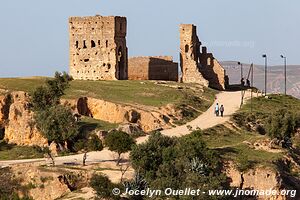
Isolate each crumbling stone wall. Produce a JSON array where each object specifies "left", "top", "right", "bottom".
[
  {"left": 69, "top": 15, "right": 128, "bottom": 80},
  {"left": 199, "top": 47, "right": 226, "bottom": 90},
  {"left": 179, "top": 24, "right": 227, "bottom": 90},
  {"left": 179, "top": 24, "right": 208, "bottom": 86},
  {"left": 128, "top": 56, "right": 178, "bottom": 81}
]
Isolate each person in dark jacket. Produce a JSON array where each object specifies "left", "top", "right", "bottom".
[{"left": 220, "top": 105, "right": 224, "bottom": 117}]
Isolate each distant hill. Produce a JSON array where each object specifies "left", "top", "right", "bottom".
[{"left": 221, "top": 61, "right": 300, "bottom": 99}]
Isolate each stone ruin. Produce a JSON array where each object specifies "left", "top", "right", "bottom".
[
  {"left": 68, "top": 15, "right": 228, "bottom": 90},
  {"left": 180, "top": 24, "right": 228, "bottom": 90},
  {"left": 69, "top": 15, "right": 128, "bottom": 80},
  {"left": 128, "top": 56, "right": 178, "bottom": 81}
]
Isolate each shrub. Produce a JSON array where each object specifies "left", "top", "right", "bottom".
[
  {"left": 87, "top": 134, "right": 103, "bottom": 151},
  {"left": 73, "top": 139, "right": 86, "bottom": 152},
  {"left": 130, "top": 131, "right": 228, "bottom": 199},
  {"left": 105, "top": 130, "right": 135, "bottom": 165},
  {"left": 35, "top": 105, "right": 79, "bottom": 147},
  {"left": 90, "top": 174, "right": 120, "bottom": 200},
  {"left": 265, "top": 109, "right": 297, "bottom": 140}
]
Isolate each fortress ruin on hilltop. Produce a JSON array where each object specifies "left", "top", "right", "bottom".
[
  {"left": 69, "top": 15, "right": 228, "bottom": 90},
  {"left": 69, "top": 15, "right": 128, "bottom": 80},
  {"left": 180, "top": 24, "right": 227, "bottom": 90}
]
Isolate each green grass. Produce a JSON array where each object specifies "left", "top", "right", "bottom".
[
  {"left": 0, "top": 77, "right": 217, "bottom": 108},
  {"left": 201, "top": 125, "right": 284, "bottom": 171},
  {"left": 202, "top": 124, "right": 261, "bottom": 148},
  {"left": 220, "top": 144, "right": 283, "bottom": 171},
  {"left": 0, "top": 140, "right": 44, "bottom": 160},
  {"left": 0, "top": 77, "right": 46, "bottom": 94},
  {"left": 79, "top": 116, "right": 118, "bottom": 131},
  {"left": 232, "top": 94, "right": 300, "bottom": 132},
  {"left": 236, "top": 94, "right": 300, "bottom": 117}
]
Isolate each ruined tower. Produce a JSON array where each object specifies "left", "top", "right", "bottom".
[
  {"left": 179, "top": 24, "right": 209, "bottom": 86},
  {"left": 69, "top": 15, "right": 128, "bottom": 80},
  {"left": 180, "top": 24, "right": 227, "bottom": 90}
]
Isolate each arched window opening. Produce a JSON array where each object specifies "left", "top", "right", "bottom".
[
  {"left": 91, "top": 40, "right": 96, "bottom": 48},
  {"left": 185, "top": 44, "right": 189, "bottom": 53},
  {"left": 207, "top": 57, "right": 212, "bottom": 66},
  {"left": 83, "top": 40, "right": 87, "bottom": 49}
]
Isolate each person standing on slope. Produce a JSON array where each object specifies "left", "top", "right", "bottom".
[
  {"left": 215, "top": 103, "right": 219, "bottom": 116},
  {"left": 220, "top": 105, "right": 224, "bottom": 117}
]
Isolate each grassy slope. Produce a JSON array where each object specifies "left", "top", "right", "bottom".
[
  {"left": 201, "top": 94, "right": 300, "bottom": 172},
  {"left": 0, "top": 77, "right": 216, "bottom": 108},
  {"left": 202, "top": 124, "right": 283, "bottom": 171},
  {"left": 0, "top": 141, "right": 44, "bottom": 160},
  {"left": 234, "top": 94, "right": 300, "bottom": 120}
]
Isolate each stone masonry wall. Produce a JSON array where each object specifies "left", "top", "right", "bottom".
[
  {"left": 179, "top": 24, "right": 209, "bottom": 86},
  {"left": 199, "top": 47, "right": 226, "bottom": 90},
  {"left": 69, "top": 15, "right": 128, "bottom": 80},
  {"left": 179, "top": 24, "right": 227, "bottom": 90},
  {"left": 128, "top": 56, "right": 178, "bottom": 81}
]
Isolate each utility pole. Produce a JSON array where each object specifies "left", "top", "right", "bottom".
[
  {"left": 250, "top": 63, "right": 254, "bottom": 113},
  {"left": 238, "top": 62, "right": 243, "bottom": 83},
  {"left": 280, "top": 55, "right": 287, "bottom": 95},
  {"left": 262, "top": 54, "right": 267, "bottom": 96},
  {"left": 238, "top": 62, "right": 244, "bottom": 107}
]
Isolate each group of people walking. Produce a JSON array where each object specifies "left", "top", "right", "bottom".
[{"left": 215, "top": 103, "right": 224, "bottom": 117}]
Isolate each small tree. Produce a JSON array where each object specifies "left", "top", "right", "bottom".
[
  {"left": 42, "top": 147, "right": 55, "bottom": 166},
  {"left": 35, "top": 105, "right": 79, "bottom": 150},
  {"left": 31, "top": 71, "right": 72, "bottom": 111},
  {"left": 31, "top": 72, "right": 78, "bottom": 151},
  {"left": 83, "top": 135, "right": 104, "bottom": 166},
  {"left": 87, "top": 134, "right": 103, "bottom": 151},
  {"left": 105, "top": 130, "right": 135, "bottom": 165}
]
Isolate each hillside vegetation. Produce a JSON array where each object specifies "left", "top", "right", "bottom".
[
  {"left": 0, "top": 77, "right": 216, "bottom": 108},
  {"left": 208, "top": 94, "right": 300, "bottom": 171}
]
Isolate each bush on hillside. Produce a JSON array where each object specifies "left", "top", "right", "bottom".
[
  {"left": 105, "top": 130, "right": 135, "bottom": 165},
  {"left": 35, "top": 105, "right": 79, "bottom": 148},
  {"left": 130, "top": 131, "right": 228, "bottom": 199},
  {"left": 265, "top": 109, "right": 297, "bottom": 140},
  {"left": 90, "top": 174, "right": 121, "bottom": 200}
]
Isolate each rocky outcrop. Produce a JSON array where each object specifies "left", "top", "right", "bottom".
[
  {"left": 117, "top": 123, "right": 144, "bottom": 135},
  {"left": 65, "top": 97, "right": 177, "bottom": 132},
  {"left": 0, "top": 93, "right": 11, "bottom": 125},
  {"left": 225, "top": 162, "right": 288, "bottom": 200},
  {"left": 3, "top": 91, "right": 47, "bottom": 146}
]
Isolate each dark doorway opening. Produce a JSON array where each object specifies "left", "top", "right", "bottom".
[{"left": 117, "top": 47, "right": 125, "bottom": 80}]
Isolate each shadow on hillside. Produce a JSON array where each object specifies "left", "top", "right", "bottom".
[
  {"left": 78, "top": 121, "right": 99, "bottom": 134},
  {"left": 0, "top": 140, "right": 14, "bottom": 151}
]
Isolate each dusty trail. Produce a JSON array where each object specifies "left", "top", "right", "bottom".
[
  {"left": 136, "top": 90, "right": 250, "bottom": 143},
  {"left": 0, "top": 90, "right": 250, "bottom": 166}
]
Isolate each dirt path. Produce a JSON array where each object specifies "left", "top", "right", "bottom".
[
  {"left": 136, "top": 90, "right": 250, "bottom": 143},
  {"left": 0, "top": 90, "right": 250, "bottom": 167}
]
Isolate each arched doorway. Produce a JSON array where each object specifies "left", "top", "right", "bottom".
[{"left": 117, "top": 46, "right": 125, "bottom": 80}]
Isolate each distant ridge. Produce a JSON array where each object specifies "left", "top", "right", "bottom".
[{"left": 220, "top": 61, "right": 300, "bottom": 99}]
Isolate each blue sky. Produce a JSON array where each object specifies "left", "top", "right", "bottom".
[{"left": 0, "top": 0, "right": 299, "bottom": 77}]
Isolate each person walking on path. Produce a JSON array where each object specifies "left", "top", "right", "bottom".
[
  {"left": 220, "top": 105, "right": 224, "bottom": 117},
  {"left": 215, "top": 103, "right": 219, "bottom": 116}
]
